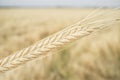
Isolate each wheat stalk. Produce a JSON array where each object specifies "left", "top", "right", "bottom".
[{"left": 0, "top": 10, "right": 119, "bottom": 73}]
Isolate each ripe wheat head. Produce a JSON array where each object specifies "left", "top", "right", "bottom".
[{"left": 0, "top": 10, "right": 119, "bottom": 73}]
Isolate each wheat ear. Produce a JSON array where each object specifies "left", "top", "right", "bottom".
[{"left": 0, "top": 14, "right": 119, "bottom": 73}]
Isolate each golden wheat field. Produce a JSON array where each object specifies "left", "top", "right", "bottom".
[{"left": 0, "top": 8, "right": 120, "bottom": 80}]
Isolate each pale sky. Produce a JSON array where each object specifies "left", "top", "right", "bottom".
[{"left": 0, "top": 0, "right": 120, "bottom": 7}]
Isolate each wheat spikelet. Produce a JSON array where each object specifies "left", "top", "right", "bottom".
[{"left": 0, "top": 10, "right": 119, "bottom": 73}]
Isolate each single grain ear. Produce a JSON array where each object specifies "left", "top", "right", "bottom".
[{"left": 0, "top": 8, "right": 119, "bottom": 74}]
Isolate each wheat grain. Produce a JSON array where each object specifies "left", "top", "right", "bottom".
[{"left": 0, "top": 11, "right": 119, "bottom": 73}]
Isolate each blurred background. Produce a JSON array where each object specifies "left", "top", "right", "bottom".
[
  {"left": 0, "top": 0, "right": 120, "bottom": 80},
  {"left": 0, "top": 0, "right": 120, "bottom": 8}
]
